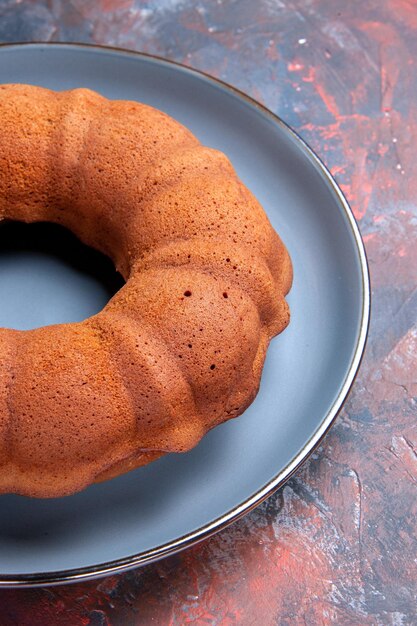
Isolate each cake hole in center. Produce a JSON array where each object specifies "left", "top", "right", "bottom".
[{"left": 0, "top": 221, "right": 125, "bottom": 331}]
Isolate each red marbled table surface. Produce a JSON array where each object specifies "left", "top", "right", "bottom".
[{"left": 0, "top": 1, "right": 416, "bottom": 624}]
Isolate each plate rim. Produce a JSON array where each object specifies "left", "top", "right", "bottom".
[{"left": 0, "top": 41, "right": 371, "bottom": 587}]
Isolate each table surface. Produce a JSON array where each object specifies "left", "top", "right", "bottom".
[{"left": 0, "top": 1, "right": 416, "bottom": 624}]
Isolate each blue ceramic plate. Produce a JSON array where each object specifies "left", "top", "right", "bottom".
[{"left": 0, "top": 43, "right": 369, "bottom": 586}]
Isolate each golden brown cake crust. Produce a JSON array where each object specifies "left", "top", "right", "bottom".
[{"left": 0, "top": 84, "right": 292, "bottom": 498}]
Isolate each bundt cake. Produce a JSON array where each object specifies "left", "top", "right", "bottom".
[{"left": 0, "top": 84, "right": 292, "bottom": 498}]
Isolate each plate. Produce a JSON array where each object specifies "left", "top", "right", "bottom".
[{"left": 0, "top": 43, "right": 369, "bottom": 586}]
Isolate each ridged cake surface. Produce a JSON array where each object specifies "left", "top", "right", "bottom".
[{"left": 0, "top": 84, "right": 292, "bottom": 497}]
